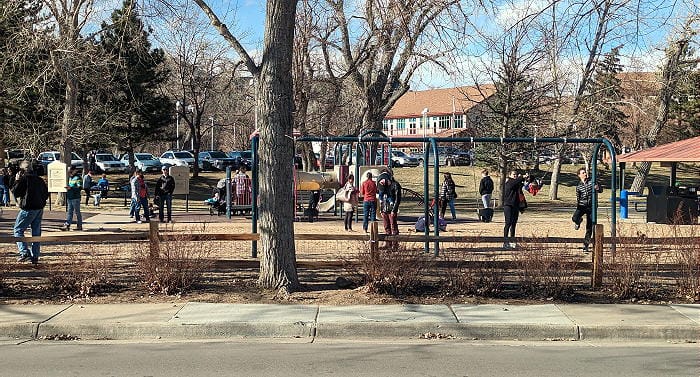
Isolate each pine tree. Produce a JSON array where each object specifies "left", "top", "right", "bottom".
[
  {"left": 583, "top": 46, "right": 627, "bottom": 152},
  {"left": 98, "top": 0, "right": 172, "bottom": 164}
]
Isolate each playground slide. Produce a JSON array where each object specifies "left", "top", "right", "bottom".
[{"left": 317, "top": 195, "right": 336, "bottom": 212}]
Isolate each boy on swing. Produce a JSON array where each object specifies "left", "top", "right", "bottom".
[{"left": 572, "top": 167, "right": 602, "bottom": 252}]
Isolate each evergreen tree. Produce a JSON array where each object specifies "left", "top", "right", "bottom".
[
  {"left": 98, "top": 0, "right": 172, "bottom": 164},
  {"left": 582, "top": 46, "right": 627, "bottom": 151}
]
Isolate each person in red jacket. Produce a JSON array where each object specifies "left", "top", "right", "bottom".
[{"left": 359, "top": 171, "right": 377, "bottom": 233}]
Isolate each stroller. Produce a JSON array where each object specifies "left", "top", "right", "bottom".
[
  {"left": 303, "top": 190, "right": 321, "bottom": 222},
  {"left": 415, "top": 198, "right": 447, "bottom": 232},
  {"left": 205, "top": 184, "right": 227, "bottom": 216}
]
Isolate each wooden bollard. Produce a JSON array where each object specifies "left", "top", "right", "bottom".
[
  {"left": 592, "top": 223, "right": 604, "bottom": 288},
  {"left": 149, "top": 220, "right": 160, "bottom": 258},
  {"left": 370, "top": 221, "right": 379, "bottom": 256}
]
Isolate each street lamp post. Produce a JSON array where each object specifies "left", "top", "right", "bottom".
[
  {"left": 175, "top": 101, "right": 181, "bottom": 150},
  {"left": 421, "top": 108, "right": 429, "bottom": 153},
  {"left": 209, "top": 117, "right": 215, "bottom": 150}
]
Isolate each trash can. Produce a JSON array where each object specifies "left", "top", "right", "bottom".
[{"left": 646, "top": 186, "right": 699, "bottom": 224}]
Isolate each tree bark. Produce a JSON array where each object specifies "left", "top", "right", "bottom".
[{"left": 256, "top": 0, "right": 300, "bottom": 292}]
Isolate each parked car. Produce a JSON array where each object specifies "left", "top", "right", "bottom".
[
  {"left": 3, "top": 150, "right": 44, "bottom": 175},
  {"left": 36, "top": 151, "right": 83, "bottom": 172},
  {"left": 198, "top": 150, "right": 240, "bottom": 171},
  {"left": 94, "top": 153, "right": 127, "bottom": 173},
  {"left": 419, "top": 147, "right": 472, "bottom": 166},
  {"left": 120, "top": 153, "right": 162, "bottom": 173},
  {"left": 390, "top": 150, "right": 420, "bottom": 168},
  {"left": 227, "top": 150, "right": 253, "bottom": 170},
  {"left": 160, "top": 150, "right": 195, "bottom": 169}
]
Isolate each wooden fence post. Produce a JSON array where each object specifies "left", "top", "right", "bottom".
[
  {"left": 370, "top": 221, "right": 379, "bottom": 256},
  {"left": 592, "top": 223, "right": 604, "bottom": 288},
  {"left": 149, "top": 220, "right": 160, "bottom": 258}
]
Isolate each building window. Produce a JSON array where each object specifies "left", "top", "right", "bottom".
[
  {"left": 409, "top": 120, "right": 417, "bottom": 135},
  {"left": 397, "top": 118, "right": 405, "bottom": 130},
  {"left": 454, "top": 114, "right": 463, "bottom": 129},
  {"left": 439, "top": 116, "right": 450, "bottom": 129},
  {"left": 382, "top": 119, "right": 390, "bottom": 132}
]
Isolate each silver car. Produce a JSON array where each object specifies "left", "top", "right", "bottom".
[{"left": 121, "top": 153, "right": 162, "bottom": 172}]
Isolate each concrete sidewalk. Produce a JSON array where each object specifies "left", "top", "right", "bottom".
[{"left": 0, "top": 303, "right": 697, "bottom": 342}]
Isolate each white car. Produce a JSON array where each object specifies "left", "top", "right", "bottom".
[
  {"left": 121, "top": 153, "right": 162, "bottom": 173},
  {"left": 37, "top": 151, "right": 84, "bottom": 170},
  {"left": 160, "top": 150, "right": 195, "bottom": 169},
  {"left": 95, "top": 153, "right": 128, "bottom": 173}
]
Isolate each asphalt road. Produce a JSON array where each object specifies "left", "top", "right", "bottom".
[{"left": 1, "top": 339, "right": 697, "bottom": 377}]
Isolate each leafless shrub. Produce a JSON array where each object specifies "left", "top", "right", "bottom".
[
  {"left": 46, "top": 246, "right": 116, "bottom": 299},
  {"left": 607, "top": 230, "right": 661, "bottom": 300},
  {"left": 513, "top": 238, "right": 579, "bottom": 298},
  {"left": 670, "top": 225, "right": 700, "bottom": 301},
  {"left": 438, "top": 247, "right": 505, "bottom": 297},
  {"left": 134, "top": 229, "right": 213, "bottom": 295},
  {"left": 356, "top": 241, "right": 431, "bottom": 295}
]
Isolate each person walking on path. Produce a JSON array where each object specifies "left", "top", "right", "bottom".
[
  {"left": 11, "top": 160, "right": 49, "bottom": 264},
  {"left": 128, "top": 170, "right": 139, "bottom": 218},
  {"left": 342, "top": 174, "right": 359, "bottom": 231},
  {"left": 60, "top": 167, "right": 83, "bottom": 231},
  {"left": 439, "top": 172, "right": 457, "bottom": 220},
  {"left": 380, "top": 174, "right": 402, "bottom": 237},
  {"left": 502, "top": 170, "right": 524, "bottom": 249},
  {"left": 155, "top": 166, "right": 175, "bottom": 223},
  {"left": 359, "top": 171, "right": 377, "bottom": 233},
  {"left": 479, "top": 169, "right": 494, "bottom": 209},
  {"left": 82, "top": 170, "right": 94, "bottom": 206},
  {"left": 133, "top": 170, "right": 150, "bottom": 224},
  {"left": 0, "top": 167, "right": 11, "bottom": 206},
  {"left": 93, "top": 174, "right": 109, "bottom": 207},
  {"left": 572, "top": 167, "right": 603, "bottom": 252}
]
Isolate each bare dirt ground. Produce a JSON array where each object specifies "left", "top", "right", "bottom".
[{"left": 1, "top": 197, "right": 696, "bottom": 306}]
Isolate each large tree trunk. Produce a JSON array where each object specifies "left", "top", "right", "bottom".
[
  {"left": 257, "top": 0, "right": 300, "bottom": 293},
  {"left": 630, "top": 35, "right": 690, "bottom": 193},
  {"left": 58, "top": 73, "right": 78, "bottom": 206}
]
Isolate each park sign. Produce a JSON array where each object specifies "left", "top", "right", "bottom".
[
  {"left": 169, "top": 165, "right": 190, "bottom": 195},
  {"left": 47, "top": 161, "right": 67, "bottom": 193}
]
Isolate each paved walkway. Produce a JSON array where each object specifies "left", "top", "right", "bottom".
[{"left": 0, "top": 303, "right": 697, "bottom": 342}]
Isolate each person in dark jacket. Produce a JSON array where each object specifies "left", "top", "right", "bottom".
[
  {"left": 1, "top": 167, "right": 11, "bottom": 206},
  {"left": 572, "top": 167, "right": 602, "bottom": 252},
  {"left": 11, "top": 160, "right": 49, "bottom": 264},
  {"left": 502, "top": 170, "right": 524, "bottom": 249},
  {"left": 479, "top": 169, "right": 494, "bottom": 208},
  {"left": 380, "top": 174, "right": 402, "bottom": 236},
  {"left": 154, "top": 165, "right": 176, "bottom": 223},
  {"left": 439, "top": 172, "right": 457, "bottom": 220},
  {"left": 83, "top": 170, "right": 94, "bottom": 206}
]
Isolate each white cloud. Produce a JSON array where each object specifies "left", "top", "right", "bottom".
[{"left": 494, "top": 0, "right": 551, "bottom": 29}]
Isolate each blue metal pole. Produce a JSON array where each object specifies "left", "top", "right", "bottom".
[
  {"left": 225, "top": 166, "right": 232, "bottom": 219},
  {"left": 431, "top": 138, "right": 440, "bottom": 256},
  {"left": 251, "top": 135, "right": 259, "bottom": 258},
  {"left": 423, "top": 143, "right": 429, "bottom": 253}
]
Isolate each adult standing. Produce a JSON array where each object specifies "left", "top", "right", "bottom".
[
  {"left": 0, "top": 167, "right": 11, "bottom": 206},
  {"left": 381, "top": 174, "right": 402, "bottom": 237},
  {"left": 439, "top": 172, "right": 457, "bottom": 220},
  {"left": 129, "top": 170, "right": 139, "bottom": 218},
  {"left": 134, "top": 170, "right": 150, "bottom": 224},
  {"left": 11, "top": 161, "right": 49, "bottom": 264},
  {"left": 342, "top": 174, "right": 359, "bottom": 231},
  {"left": 479, "top": 169, "right": 494, "bottom": 209},
  {"left": 60, "top": 167, "right": 83, "bottom": 231},
  {"left": 83, "top": 170, "right": 94, "bottom": 206},
  {"left": 155, "top": 165, "right": 175, "bottom": 223},
  {"left": 502, "top": 170, "right": 524, "bottom": 249},
  {"left": 572, "top": 167, "right": 603, "bottom": 252},
  {"left": 359, "top": 171, "right": 377, "bottom": 233}
]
